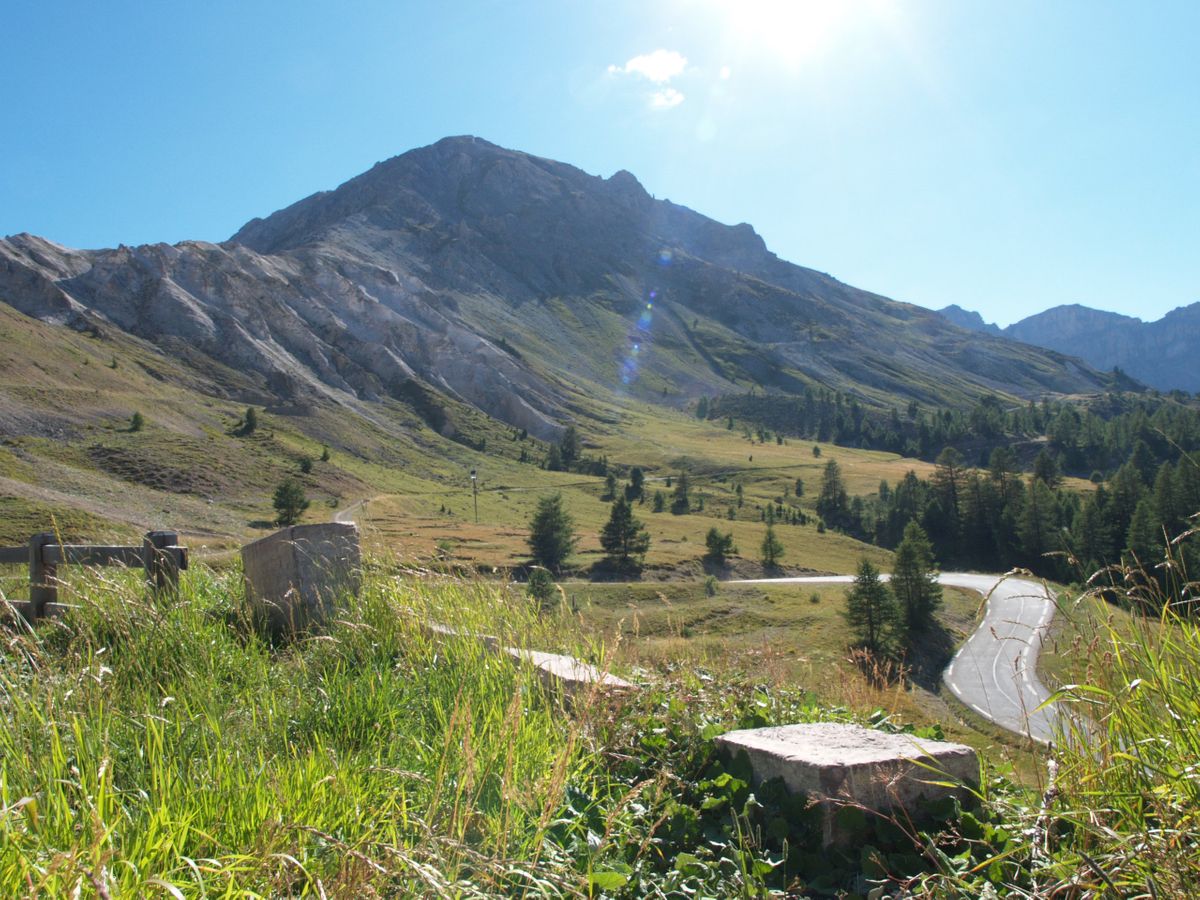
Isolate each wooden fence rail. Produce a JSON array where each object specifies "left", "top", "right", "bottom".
[{"left": 0, "top": 530, "right": 188, "bottom": 622}]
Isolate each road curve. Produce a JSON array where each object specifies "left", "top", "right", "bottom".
[{"left": 730, "top": 572, "right": 1062, "bottom": 743}]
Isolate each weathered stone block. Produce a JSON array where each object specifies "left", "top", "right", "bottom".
[
  {"left": 716, "top": 723, "right": 978, "bottom": 845},
  {"left": 242, "top": 523, "right": 361, "bottom": 635},
  {"left": 503, "top": 647, "right": 635, "bottom": 699},
  {"left": 419, "top": 621, "right": 501, "bottom": 653}
]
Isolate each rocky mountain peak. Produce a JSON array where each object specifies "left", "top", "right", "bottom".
[{"left": 0, "top": 137, "right": 1121, "bottom": 443}]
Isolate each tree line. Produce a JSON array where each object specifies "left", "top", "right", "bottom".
[
  {"left": 704, "top": 389, "right": 1200, "bottom": 478},
  {"left": 815, "top": 444, "right": 1200, "bottom": 587}
]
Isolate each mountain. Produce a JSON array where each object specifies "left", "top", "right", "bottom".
[
  {"left": 937, "top": 304, "right": 1001, "bottom": 336},
  {"left": 937, "top": 302, "right": 1200, "bottom": 393},
  {"left": 2, "top": 136, "right": 1115, "bottom": 449}
]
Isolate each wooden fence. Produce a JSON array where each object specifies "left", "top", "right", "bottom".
[{"left": 0, "top": 530, "right": 188, "bottom": 622}]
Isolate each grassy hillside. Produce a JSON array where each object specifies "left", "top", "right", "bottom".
[{"left": 1, "top": 302, "right": 944, "bottom": 578}]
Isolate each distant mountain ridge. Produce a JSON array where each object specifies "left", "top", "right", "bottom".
[
  {"left": 1, "top": 136, "right": 1116, "bottom": 443},
  {"left": 937, "top": 302, "right": 1200, "bottom": 392}
]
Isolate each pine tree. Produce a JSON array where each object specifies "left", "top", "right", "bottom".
[
  {"left": 526, "top": 567, "right": 558, "bottom": 613},
  {"left": 625, "top": 467, "right": 645, "bottom": 502},
  {"left": 928, "top": 447, "right": 965, "bottom": 559},
  {"left": 527, "top": 493, "right": 578, "bottom": 572},
  {"left": 600, "top": 497, "right": 650, "bottom": 570},
  {"left": 1018, "top": 478, "right": 1061, "bottom": 575},
  {"left": 816, "top": 459, "right": 849, "bottom": 530},
  {"left": 559, "top": 425, "right": 581, "bottom": 467},
  {"left": 1126, "top": 497, "right": 1163, "bottom": 565},
  {"left": 671, "top": 472, "right": 691, "bottom": 514},
  {"left": 891, "top": 521, "right": 942, "bottom": 633},
  {"left": 704, "top": 527, "right": 736, "bottom": 563},
  {"left": 844, "top": 559, "right": 896, "bottom": 654},
  {"left": 1032, "top": 448, "right": 1062, "bottom": 488},
  {"left": 760, "top": 522, "right": 784, "bottom": 567},
  {"left": 602, "top": 472, "right": 618, "bottom": 501},
  {"left": 273, "top": 478, "right": 309, "bottom": 526},
  {"left": 1071, "top": 491, "right": 1112, "bottom": 574},
  {"left": 241, "top": 407, "right": 258, "bottom": 436}
]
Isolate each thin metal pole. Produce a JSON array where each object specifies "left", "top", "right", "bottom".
[{"left": 471, "top": 469, "right": 479, "bottom": 523}]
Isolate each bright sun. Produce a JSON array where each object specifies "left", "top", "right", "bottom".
[{"left": 711, "top": 0, "right": 876, "bottom": 66}]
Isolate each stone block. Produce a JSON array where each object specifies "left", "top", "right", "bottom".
[
  {"left": 242, "top": 523, "right": 361, "bottom": 635},
  {"left": 503, "top": 647, "right": 635, "bottom": 699},
  {"left": 716, "top": 723, "right": 978, "bottom": 845}
]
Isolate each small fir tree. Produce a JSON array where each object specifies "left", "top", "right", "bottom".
[
  {"left": 526, "top": 567, "right": 558, "bottom": 613},
  {"left": 527, "top": 493, "right": 577, "bottom": 572},
  {"left": 891, "top": 520, "right": 942, "bottom": 633},
  {"left": 273, "top": 478, "right": 309, "bottom": 526},
  {"left": 671, "top": 472, "right": 691, "bottom": 514},
  {"left": 600, "top": 497, "right": 650, "bottom": 571},
  {"left": 626, "top": 467, "right": 645, "bottom": 502},
  {"left": 704, "top": 527, "right": 737, "bottom": 564},
  {"left": 559, "top": 425, "right": 581, "bottom": 467},
  {"left": 760, "top": 522, "right": 784, "bottom": 567},
  {"left": 844, "top": 559, "right": 896, "bottom": 654},
  {"left": 601, "top": 472, "right": 618, "bottom": 501}
]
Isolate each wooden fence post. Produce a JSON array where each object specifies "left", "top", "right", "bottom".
[
  {"left": 143, "top": 530, "right": 180, "bottom": 598},
  {"left": 28, "top": 532, "right": 56, "bottom": 621}
]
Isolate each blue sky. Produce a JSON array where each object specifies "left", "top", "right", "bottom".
[{"left": 2, "top": 0, "right": 1196, "bottom": 326}]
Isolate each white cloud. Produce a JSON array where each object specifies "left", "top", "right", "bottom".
[
  {"left": 609, "top": 49, "right": 687, "bottom": 84},
  {"left": 719, "top": 65, "right": 732, "bottom": 80},
  {"left": 649, "top": 87, "right": 685, "bottom": 109}
]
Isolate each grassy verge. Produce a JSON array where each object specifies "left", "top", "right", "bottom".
[
  {"left": 6, "top": 547, "right": 1191, "bottom": 895},
  {"left": 0, "top": 563, "right": 1021, "bottom": 897},
  {"left": 1035, "top": 556, "right": 1200, "bottom": 895}
]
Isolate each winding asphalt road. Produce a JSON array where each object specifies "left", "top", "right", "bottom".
[{"left": 732, "top": 572, "right": 1062, "bottom": 743}]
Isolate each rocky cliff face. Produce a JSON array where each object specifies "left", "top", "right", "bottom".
[
  {"left": 1, "top": 137, "right": 1116, "bottom": 436},
  {"left": 936, "top": 301, "right": 1200, "bottom": 393}
]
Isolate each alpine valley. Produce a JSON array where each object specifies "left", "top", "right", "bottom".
[{"left": 0, "top": 136, "right": 1152, "bottom": 549}]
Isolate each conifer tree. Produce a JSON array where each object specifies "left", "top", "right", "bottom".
[
  {"left": 600, "top": 497, "right": 650, "bottom": 570},
  {"left": 816, "top": 459, "right": 849, "bottom": 530},
  {"left": 760, "top": 522, "right": 784, "bottom": 567},
  {"left": 527, "top": 493, "right": 577, "bottom": 572},
  {"left": 625, "top": 467, "right": 645, "bottom": 502},
  {"left": 844, "top": 559, "right": 896, "bottom": 654},
  {"left": 671, "top": 472, "right": 691, "bottom": 514},
  {"left": 704, "top": 527, "right": 736, "bottom": 564},
  {"left": 891, "top": 521, "right": 942, "bottom": 633},
  {"left": 273, "top": 478, "right": 309, "bottom": 526},
  {"left": 559, "top": 425, "right": 581, "bottom": 467}
]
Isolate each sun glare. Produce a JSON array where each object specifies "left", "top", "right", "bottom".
[{"left": 711, "top": 0, "right": 882, "bottom": 66}]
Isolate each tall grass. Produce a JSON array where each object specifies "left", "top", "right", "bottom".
[
  {"left": 1035, "top": 527, "right": 1200, "bottom": 896},
  {"left": 0, "top": 565, "right": 627, "bottom": 896}
]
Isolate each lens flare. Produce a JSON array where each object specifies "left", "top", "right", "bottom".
[{"left": 616, "top": 276, "right": 661, "bottom": 389}]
